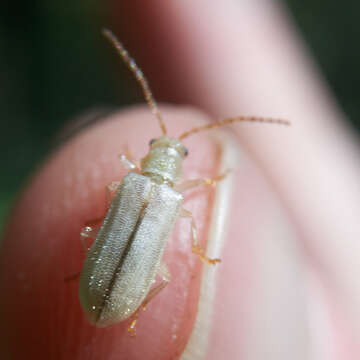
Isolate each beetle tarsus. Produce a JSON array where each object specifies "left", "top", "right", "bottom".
[
  {"left": 175, "top": 170, "right": 229, "bottom": 192},
  {"left": 192, "top": 245, "right": 221, "bottom": 265}
]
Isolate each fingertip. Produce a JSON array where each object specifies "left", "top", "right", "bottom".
[{"left": 0, "top": 105, "right": 224, "bottom": 359}]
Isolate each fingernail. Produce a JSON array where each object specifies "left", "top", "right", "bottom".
[
  {"left": 182, "top": 130, "right": 309, "bottom": 359},
  {"left": 181, "top": 130, "right": 240, "bottom": 359}
]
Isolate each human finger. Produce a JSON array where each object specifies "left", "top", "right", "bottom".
[
  {"left": 0, "top": 105, "right": 305, "bottom": 359},
  {"left": 112, "top": 1, "right": 360, "bottom": 353}
]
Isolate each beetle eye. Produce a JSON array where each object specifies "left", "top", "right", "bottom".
[
  {"left": 184, "top": 148, "right": 189, "bottom": 157},
  {"left": 149, "top": 138, "right": 156, "bottom": 146}
]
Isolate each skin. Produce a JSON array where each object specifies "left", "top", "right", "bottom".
[
  {"left": 0, "top": 107, "right": 224, "bottom": 359},
  {"left": 1, "top": 1, "right": 360, "bottom": 359}
]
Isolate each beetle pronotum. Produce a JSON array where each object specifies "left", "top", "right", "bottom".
[{"left": 78, "top": 29, "right": 290, "bottom": 335}]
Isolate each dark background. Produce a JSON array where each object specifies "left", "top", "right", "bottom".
[{"left": 0, "top": 1, "right": 359, "bottom": 231}]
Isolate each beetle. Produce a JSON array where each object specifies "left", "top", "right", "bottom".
[{"left": 78, "top": 29, "right": 289, "bottom": 334}]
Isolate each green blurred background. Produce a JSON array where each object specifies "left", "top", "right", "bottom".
[{"left": 0, "top": 1, "right": 359, "bottom": 232}]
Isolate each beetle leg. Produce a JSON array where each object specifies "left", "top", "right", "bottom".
[
  {"left": 106, "top": 181, "right": 121, "bottom": 207},
  {"left": 180, "top": 208, "right": 221, "bottom": 265},
  {"left": 80, "top": 222, "right": 101, "bottom": 252},
  {"left": 128, "top": 262, "right": 171, "bottom": 336},
  {"left": 119, "top": 153, "right": 139, "bottom": 171},
  {"left": 174, "top": 170, "right": 229, "bottom": 193},
  {"left": 65, "top": 220, "right": 102, "bottom": 282},
  {"left": 69, "top": 182, "right": 122, "bottom": 283},
  {"left": 119, "top": 145, "right": 141, "bottom": 171},
  {"left": 80, "top": 181, "right": 120, "bottom": 253},
  {"left": 144, "top": 262, "right": 171, "bottom": 308}
]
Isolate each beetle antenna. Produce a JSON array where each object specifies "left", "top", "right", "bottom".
[
  {"left": 102, "top": 29, "right": 167, "bottom": 135},
  {"left": 178, "top": 116, "right": 290, "bottom": 140}
]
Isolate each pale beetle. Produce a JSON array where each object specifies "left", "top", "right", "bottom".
[{"left": 78, "top": 29, "right": 289, "bottom": 335}]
